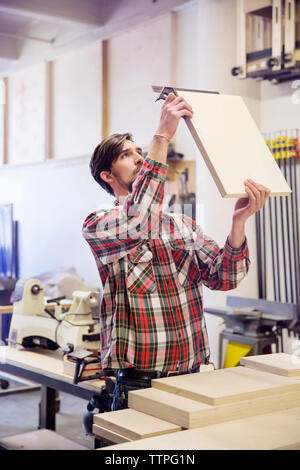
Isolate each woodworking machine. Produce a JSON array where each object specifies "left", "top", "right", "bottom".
[
  {"left": 205, "top": 295, "right": 300, "bottom": 368},
  {"left": 7, "top": 278, "right": 100, "bottom": 354}
]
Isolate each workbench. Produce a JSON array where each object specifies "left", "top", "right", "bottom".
[{"left": 0, "top": 346, "right": 105, "bottom": 443}]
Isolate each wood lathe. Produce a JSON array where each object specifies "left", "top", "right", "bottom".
[{"left": 7, "top": 278, "right": 101, "bottom": 356}]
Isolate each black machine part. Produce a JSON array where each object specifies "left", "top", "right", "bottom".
[
  {"left": 226, "top": 295, "right": 299, "bottom": 331},
  {"left": 83, "top": 382, "right": 115, "bottom": 436},
  {"left": 22, "top": 336, "right": 59, "bottom": 350},
  {"left": 66, "top": 349, "right": 104, "bottom": 385},
  {"left": 204, "top": 296, "right": 300, "bottom": 340}
]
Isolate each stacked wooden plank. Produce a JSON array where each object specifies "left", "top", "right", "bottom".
[
  {"left": 93, "top": 408, "right": 181, "bottom": 444},
  {"left": 240, "top": 352, "right": 300, "bottom": 377},
  {"left": 94, "top": 354, "right": 300, "bottom": 450}
]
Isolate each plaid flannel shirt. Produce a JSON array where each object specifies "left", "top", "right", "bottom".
[{"left": 82, "top": 155, "right": 250, "bottom": 372}]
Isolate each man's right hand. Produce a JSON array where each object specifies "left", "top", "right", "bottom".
[
  {"left": 156, "top": 93, "right": 194, "bottom": 141},
  {"left": 148, "top": 93, "right": 193, "bottom": 165}
]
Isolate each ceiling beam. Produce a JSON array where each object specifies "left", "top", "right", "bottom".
[
  {"left": 0, "top": 0, "right": 105, "bottom": 27},
  {"left": 93, "top": 0, "right": 192, "bottom": 39}
]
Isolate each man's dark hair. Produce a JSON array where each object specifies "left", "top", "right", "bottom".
[{"left": 90, "top": 133, "right": 134, "bottom": 196}]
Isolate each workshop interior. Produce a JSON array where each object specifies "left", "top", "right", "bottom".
[{"left": 0, "top": 0, "right": 300, "bottom": 452}]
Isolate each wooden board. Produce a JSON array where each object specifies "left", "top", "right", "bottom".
[
  {"left": 0, "top": 346, "right": 105, "bottom": 391},
  {"left": 272, "top": 0, "right": 283, "bottom": 69},
  {"left": 0, "top": 429, "right": 88, "bottom": 450},
  {"left": 98, "top": 406, "right": 300, "bottom": 450},
  {"left": 284, "top": 0, "right": 296, "bottom": 67},
  {"left": 172, "top": 88, "right": 291, "bottom": 198},
  {"left": 0, "top": 306, "right": 13, "bottom": 314},
  {"left": 92, "top": 424, "right": 132, "bottom": 444},
  {"left": 152, "top": 366, "right": 300, "bottom": 405},
  {"left": 94, "top": 408, "right": 181, "bottom": 440},
  {"left": 129, "top": 387, "right": 210, "bottom": 429},
  {"left": 128, "top": 386, "right": 300, "bottom": 429},
  {"left": 240, "top": 353, "right": 300, "bottom": 377}
]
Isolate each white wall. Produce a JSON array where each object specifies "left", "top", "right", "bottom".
[
  {"left": 8, "top": 62, "right": 46, "bottom": 165},
  {"left": 106, "top": 13, "right": 174, "bottom": 145},
  {"left": 52, "top": 42, "right": 102, "bottom": 159},
  {"left": 0, "top": 157, "right": 110, "bottom": 286},
  {"left": 260, "top": 80, "right": 300, "bottom": 132}
]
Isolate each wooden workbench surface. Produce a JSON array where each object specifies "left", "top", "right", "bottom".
[
  {"left": 0, "top": 305, "right": 13, "bottom": 314},
  {"left": 0, "top": 346, "right": 105, "bottom": 391}
]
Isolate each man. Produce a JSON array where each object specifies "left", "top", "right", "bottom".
[{"left": 83, "top": 93, "right": 270, "bottom": 385}]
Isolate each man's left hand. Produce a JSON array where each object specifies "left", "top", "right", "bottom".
[{"left": 233, "top": 179, "right": 271, "bottom": 223}]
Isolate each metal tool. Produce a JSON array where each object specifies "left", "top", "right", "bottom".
[
  {"left": 7, "top": 278, "right": 100, "bottom": 354},
  {"left": 205, "top": 295, "right": 300, "bottom": 368},
  {"left": 64, "top": 349, "right": 112, "bottom": 385},
  {"left": 153, "top": 85, "right": 219, "bottom": 102}
]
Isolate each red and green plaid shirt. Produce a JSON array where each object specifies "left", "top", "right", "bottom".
[{"left": 83, "top": 156, "right": 250, "bottom": 372}]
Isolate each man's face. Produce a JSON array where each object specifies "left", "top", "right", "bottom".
[{"left": 110, "top": 139, "right": 144, "bottom": 195}]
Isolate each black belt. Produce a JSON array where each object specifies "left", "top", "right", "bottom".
[{"left": 116, "top": 366, "right": 200, "bottom": 382}]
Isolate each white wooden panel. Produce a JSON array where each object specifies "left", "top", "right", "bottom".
[
  {"left": 152, "top": 366, "right": 300, "bottom": 405},
  {"left": 240, "top": 352, "right": 300, "bottom": 377},
  {"left": 264, "top": 17, "right": 272, "bottom": 49},
  {"left": 52, "top": 42, "right": 102, "bottom": 159},
  {"left": 94, "top": 408, "right": 181, "bottom": 440},
  {"left": 246, "top": 13, "right": 254, "bottom": 53},
  {"left": 272, "top": 0, "right": 283, "bottom": 69},
  {"left": 107, "top": 14, "right": 173, "bottom": 147},
  {"left": 8, "top": 63, "right": 46, "bottom": 165},
  {"left": 285, "top": 0, "right": 296, "bottom": 67},
  {"left": 173, "top": 89, "right": 291, "bottom": 197},
  {"left": 254, "top": 15, "right": 264, "bottom": 50},
  {"left": 236, "top": 0, "right": 247, "bottom": 78}
]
